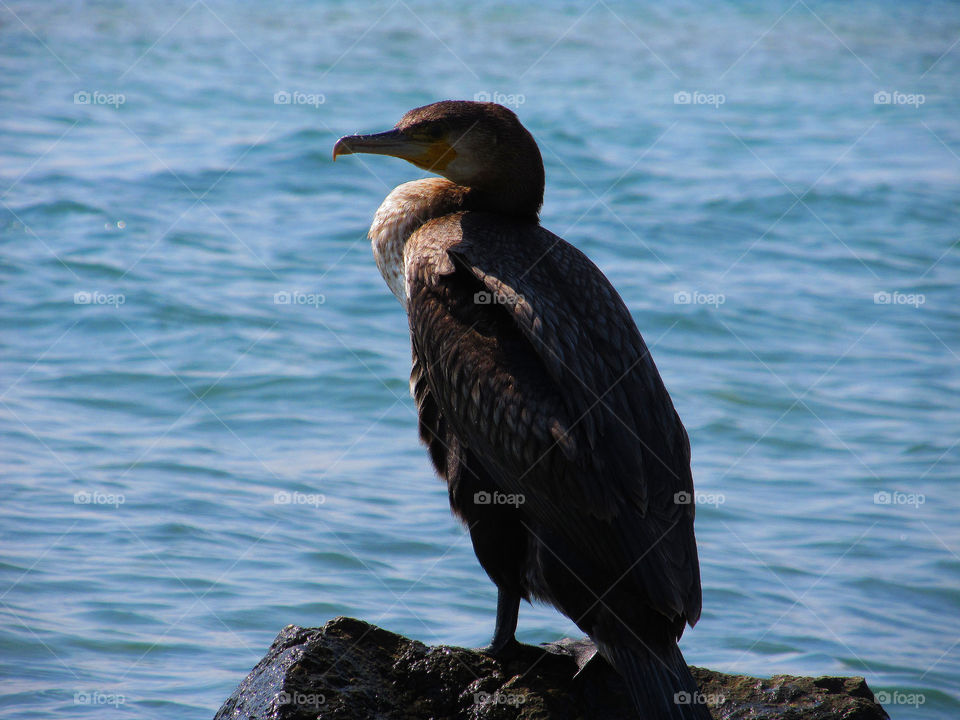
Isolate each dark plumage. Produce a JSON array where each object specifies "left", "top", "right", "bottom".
[{"left": 334, "top": 101, "right": 709, "bottom": 719}]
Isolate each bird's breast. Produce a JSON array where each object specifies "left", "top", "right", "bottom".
[{"left": 368, "top": 178, "right": 465, "bottom": 308}]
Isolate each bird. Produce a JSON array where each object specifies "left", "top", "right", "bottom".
[{"left": 333, "top": 101, "right": 710, "bottom": 719}]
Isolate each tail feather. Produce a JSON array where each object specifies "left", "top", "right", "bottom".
[{"left": 598, "top": 640, "right": 713, "bottom": 719}]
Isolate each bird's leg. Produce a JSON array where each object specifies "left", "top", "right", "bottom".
[{"left": 480, "top": 587, "right": 521, "bottom": 659}]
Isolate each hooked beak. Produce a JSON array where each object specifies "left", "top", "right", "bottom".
[
  {"left": 332, "top": 129, "right": 413, "bottom": 161},
  {"left": 332, "top": 129, "right": 457, "bottom": 172}
]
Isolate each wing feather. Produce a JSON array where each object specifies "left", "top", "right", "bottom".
[{"left": 406, "top": 211, "right": 701, "bottom": 627}]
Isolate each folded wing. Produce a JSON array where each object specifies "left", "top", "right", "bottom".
[{"left": 405, "top": 211, "right": 701, "bottom": 631}]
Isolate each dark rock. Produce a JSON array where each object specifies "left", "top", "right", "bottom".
[{"left": 214, "top": 617, "right": 890, "bottom": 719}]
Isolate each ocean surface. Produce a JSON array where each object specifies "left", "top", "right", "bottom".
[{"left": 1, "top": 1, "right": 958, "bottom": 718}]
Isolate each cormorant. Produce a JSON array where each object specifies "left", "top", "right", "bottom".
[{"left": 334, "top": 101, "right": 709, "bottom": 719}]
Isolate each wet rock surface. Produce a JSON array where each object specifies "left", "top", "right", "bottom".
[{"left": 214, "top": 617, "right": 889, "bottom": 719}]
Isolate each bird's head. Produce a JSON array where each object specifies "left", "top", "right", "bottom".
[{"left": 333, "top": 100, "right": 545, "bottom": 219}]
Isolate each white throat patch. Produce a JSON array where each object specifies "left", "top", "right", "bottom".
[{"left": 368, "top": 178, "right": 458, "bottom": 309}]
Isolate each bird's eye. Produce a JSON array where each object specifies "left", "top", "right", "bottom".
[{"left": 420, "top": 124, "right": 445, "bottom": 140}]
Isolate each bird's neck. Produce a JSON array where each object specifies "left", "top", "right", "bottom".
[
  {"left": 369, "top": 178, "right": 469, "bottom": 307},
  {"left": 462, "top": 188, "right": 541, "bottom": 219},
  {"left": 369, "top": 177, "right": 542, "bottom": 307}
]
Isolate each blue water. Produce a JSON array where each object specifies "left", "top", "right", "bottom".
[{"left": 2, "top": 2, "right": 958, "bottom": 718}]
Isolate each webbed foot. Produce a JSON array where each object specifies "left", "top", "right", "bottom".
[{"left": 478, "top": 636, "right": 522, "bottom": 661}]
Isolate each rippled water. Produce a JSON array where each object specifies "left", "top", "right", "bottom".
[{"left": 1, "top": 2, "right": 958, "bottom": 718}]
